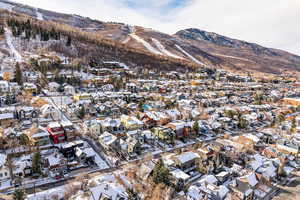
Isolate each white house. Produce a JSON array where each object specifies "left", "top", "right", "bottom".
[
  {"left": 48, "top": 82, "right": 60, "bottom": 92},
  {"left": 0, "top": 154, "right": 10, "bottom": 182},
  {"left": 0, "top": 81, "right": 9, "bottom": 93},
  {"left": 64, "top": 85, "right": 75, "bottom": 95}
]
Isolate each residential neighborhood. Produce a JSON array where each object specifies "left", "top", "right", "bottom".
[
  {"left": 0, "top": 1, "right": 299, "bottom": 199},
  {"left": 0, "top": 52, "right": 299, "bottom": 200}
]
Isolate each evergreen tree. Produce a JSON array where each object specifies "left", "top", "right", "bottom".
[
  {"left": 19, "top": 134, "right": 30, "bottom": 146},
  {"left": 193, "top": 120, "right": 199, "bottom": 134},
  {"left": 25, "top": 30, "right": 31, "bottom": 40},
  {"left": 78, "top": 105, "right": 85, "bottom": 119},
  {"left": 126, "top": 188, "right": 140, "bottom": 200},
  {"left": 32, "top": 150, "right": 42, "bottom": 175},
  {"left": 15, "top": 62, "right": 23, "bottom": 85},
  {"left": 152, "top": 160, "right": 170, "bottom": 185},
  {"left": 12, "top": 25, "right": 17, "bottom": 37},
  {"left": 13, "top": 189, "right": 25, "bottom": 200},
  {"left": 66, "top": 35, "right": 71, "bottom": 46},
  {"left": 0, "top": 26, "right": 5, "bottom": 35}
]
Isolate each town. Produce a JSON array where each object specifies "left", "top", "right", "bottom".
[{"left": 0, "top": 52, "right": 299, "bottom": 200}]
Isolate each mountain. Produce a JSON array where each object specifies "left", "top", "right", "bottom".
[
  {"left": 175, "top": 28, "right": 300, "bottom": 74},
  {"left": 0, "top": 0, "right": 299, "bottom": 74}
]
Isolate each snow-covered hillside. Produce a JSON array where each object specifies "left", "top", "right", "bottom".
[
  {"left": 152, "top": 38, "right": 183, "bottom": 59},
  {"left": 130, "top": 34, "right": 162, "bottom": 55},
  {"left": 175, "top": 44, "right": 204, "bottom": 65},
  {"left": 4, "top": 27, "right": 22, "bottom": 62}
]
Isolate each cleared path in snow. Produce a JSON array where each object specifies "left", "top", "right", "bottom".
[
  {"left": 36, "top": 8, "right": 44, "bottom": 21},
  {"left": 4, "top": 27, "right": 22, "bottom": 62},
  {"left": 130, "top": 33, "right": 162, "bottom": 55},
  {"left": 152, "top": 38, "right": 183, "bottom": 59},
  {"left": 175, "top": 44, "right": 204, "bottom": 65}
]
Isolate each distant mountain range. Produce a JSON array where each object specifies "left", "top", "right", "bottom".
[{"left": 1, "top": 0, "right": 300, "bottom": 74}]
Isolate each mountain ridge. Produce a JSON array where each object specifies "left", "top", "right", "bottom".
[{"left": 0, "top": 0, "right": 299, "bottom": 75}]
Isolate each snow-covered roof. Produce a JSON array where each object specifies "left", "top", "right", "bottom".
[
  {"left": 175, "top": 152, "right": 200, "bottom": 164},
  {"left": 99, "top": 132, "right": 117, "bottom": 146},
  {"left": 0, "top": 113, "right": 14, "bottom": 120},
  {"left": 245, "top": 173, "right": 258, "bottom": 187},
  {"left": 0, "top": 154, "right": 7, "bottom": 167},
  {"left": 170, "top": 169, "right": 190, "bottom": 181}
]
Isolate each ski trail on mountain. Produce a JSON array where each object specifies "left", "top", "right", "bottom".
[
  {"left": 4, "top": 28, "right": 22, "bottom": 62},
  {"left": 151, "top": 38, "right": 183, "bottom": 59},
  {"left": 36, "top": 8, "right": 44, "bottom": 21},
  {"left": 129, "top": 32, "right": 162, "bottom": 55},
  {"left": 175, "top": 44, "right": 204, "bottom": 65}
]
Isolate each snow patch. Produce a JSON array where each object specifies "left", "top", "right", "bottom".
[
  {"left": 122, "top": 36, "right": 130, "bottom": 44},
  {"left": 175, "top": 44, "right": 204, "bottom": 65},
  {"left": 130, "top": 34, "right": 162, "bottom": 55},
  {"left": 4, "top": 27, "right": 22, "bottom": 62},
  {"left": 152, "top": 38, "right": 183, "bottom": 59},
  {"left": 36, "top": 8, "right": 44, "bottom": 21}
]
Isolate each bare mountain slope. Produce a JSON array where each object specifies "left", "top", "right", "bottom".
[{"left": 0, "top": 0, "right": 299, "bottom": 74}]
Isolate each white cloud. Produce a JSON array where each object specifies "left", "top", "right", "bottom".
[{"left": 14, "top": 0, "right": 300, "bottom": 55}]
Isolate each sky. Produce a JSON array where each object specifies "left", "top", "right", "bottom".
[{"left": 15, "top": 0, "right": 300, "bottom": 55}]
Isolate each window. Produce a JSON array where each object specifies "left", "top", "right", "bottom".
[
  {"left": 4, "top": 172, "right": 7, "bottom": 177},
  {"left": 0, "top": 173, "right": 2, "bottom": 178}
]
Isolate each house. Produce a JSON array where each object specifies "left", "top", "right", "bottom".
[
  {"left": 188, "top": 174, "right": 230, "bottom": 200},
  {"left": 16, "top": 107, "right": 38, "bottom": 120},
  {"left": 187, "top": 182, "right": 229, "bottom": 200},
  {"left": 126, "top": 136, "right": 141, "bottom": 154},
  {"left": 197, "top": 145, "right": 223, "bottom": 174},
  {"left": 0, "top": 80, "right": 9, "bottom": 93},
  {"left": 72, "top": 183, "right": 127, "bottom": 200},
  {"left": 281, "top": 97, "right": 300, "bottom": 106},
  {"left": 45, "top": 152, "right": 68, "bottom": 175},
  {"left": 276, "top": 140, "right": 299, "bottom": 156},
  {"left": 170, "top": 168, "right": 190, "bottom": 184},
  {"left": 48, "top": 82, "right": 60, "bottom": 92},
  {"left": 73, "top": 93, "right": 92, "bottom": 102},
  {"left": 120, "top": 115, "right": 144, "bottom": 130},
  {"left": 61, "top": 121, "right": 76, "bottom": 141},
  {"left": 12, "top": 155, "right": 32, "bottom": 178},
  {"left": 60, "top": 140, "right": 84, "bottom": 159},
  {"left": 136, "top": 160, "right": 156, "bottom": 181},
  {"left": 75, "top": 147, "right": 96, "bottom": 165},
  {"left": 141, "top": 111, "right": 170, "bottom": 128},
  {"left": 0, "top": 112, "right": 15, "bottom": 127},
  {"left": 98, "top": 132, "right": 118, "bottom": 150},
  {"left": 153, "top": 127, "right": 175, "bottom": 144},
  {"left": 40, "top": 104, "right": 60, "bottom": 120},
  {"left": 64, "top": 85, "right": 76, "bottom": 95},
  {"left": 164, "top": 109, "right": 181, "bottom": 121},
  {"left": 28, "top": 127, "right": 51, "bottom": 146},
  {"left": 166, "top": 121, "right": 191, "bottom": 139},
  {"left": 23, "top": 82, "right": 37, "bottom": 94},
  {"left": 47, "top": 122, "right": 66, "bottom": 144},
  {"left": 230, "top": 172, "right": 259, "bottom": 200},
  {"left": 100, "top": 118, "right": 124, "bottom": 135},
  {"left": 88, "top": 120, "right": 102, "bottom": 137},
  {"left": 173, "top": 151, "right": 200, "bottom": 172},
  {"left": 0, "top": 154, "right": 10, "bottom": 183}
]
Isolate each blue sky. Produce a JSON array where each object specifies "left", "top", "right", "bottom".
[{"left": 15, "top": 0, "right": 300, "bottom": 55}]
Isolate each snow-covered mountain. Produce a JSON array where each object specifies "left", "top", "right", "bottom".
[{"left": 0, "top": 0, "right": 299, "bottom": 74}]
